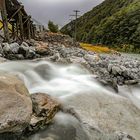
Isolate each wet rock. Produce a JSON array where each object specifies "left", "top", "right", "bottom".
[
  {"left": 113, "top": 131, "right": 136, "bottom": 140},
  {"left": 27, "top": 112, "right": 90, "bottom": 140},
  {"left": 65, "top": 91, "right": 140, "bottom": 139},
  {"left": 111, "top": 65, "right": 123, "bottom": 75},
  {"left": 9, "top": 43, "right": 20, "bottom": 54},
  {"left": 97, "top": 79, "right": 118, "bottom": 93},
  {"left": 26, "top": 49, "right": 36, "bottom": 59},
  {"left": 27, "top": 93, "right": 60, "bottom": 133},
  {"left": 2, "top": 43, "right": 11, "bottom": 54},
  {"left": 0, "top": 73, "right": 32, "bottom": 133},
  {"left": 18, "top": 44, "right": 30, "bottom": 57},
  {"left": 124, "top": 80, "right": 139, "bottom": 85}
]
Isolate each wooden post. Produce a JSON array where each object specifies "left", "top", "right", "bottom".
[
  {"left": 12, "top": 22, "right": 15, "bottom": 40},
  {"left": 32, "top": 25, "right": 35, "bottom": 39},
  {"left": 18, "top": 10, "right": 24, "bottom": 40},
  {"left": 30, "top": 22, "right": 33, "bottom": 38},
  {"left": 27, "top": 19, "right": 31, "bottom": 40},
  {"left": 16, "top": 20, "right": 19, "bottom": 39},
  {"left": 0, "top": 0, "right": 10, "bottom": 42}
]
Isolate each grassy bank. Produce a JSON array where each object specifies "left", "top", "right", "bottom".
[{"left": 80, "top": 43, "right": 113, "bottom": 53}]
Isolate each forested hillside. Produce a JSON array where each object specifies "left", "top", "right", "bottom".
[{"left": 61, "top": 0, "right": 140, "bottom": 52}]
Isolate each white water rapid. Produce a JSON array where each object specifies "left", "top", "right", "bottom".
[
  {"left": 0, "top": 60, "right": 118, "bottom": 99},
  {"left": 0, "top": 60, "right": 140, "bottom": 140}
]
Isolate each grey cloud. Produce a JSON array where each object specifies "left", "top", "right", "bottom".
[{"left": 19, "top": 0, "right": 104, "bottom": 27}]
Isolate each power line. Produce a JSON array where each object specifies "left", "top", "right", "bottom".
[{"left": 69, "top": 10, "right": 80, "bottom": 41}]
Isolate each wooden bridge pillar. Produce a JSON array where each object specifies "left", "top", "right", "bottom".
[
  {"left": 0, "top": 0, "right": 10, "bottom": 42},
  {"left": 18, "top": 9, "right": 24, "bottom": 40}
]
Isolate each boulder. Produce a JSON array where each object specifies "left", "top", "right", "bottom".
[
  {"left": 68, "top": 56, "right": 88, "bottom": 65},
  {"left": 9, "top": 43, "right": 20, "bottom": 54},
  {"left": 0, "top": 73, "right": 32, "bottom": 133},
  {"left": 35, "top": 41, "right": 49, "bottom": 55},
  {"left": 2, "top": 43, "right": 11, "bottom": 54},
  {"left": 18, "top": 44, "right": 29, "bottom": 57},
  {"left": 64, "top": 91, "right": 140, "bottom": 139},
  {"left": 27, "top": 93, "right": 60, "bottom": 132}
]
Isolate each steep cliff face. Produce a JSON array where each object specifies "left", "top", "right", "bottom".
[{"left": 61, "top": 0, "right": 140, "bottom": 51}]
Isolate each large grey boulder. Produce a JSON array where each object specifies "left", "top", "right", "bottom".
[
  {"left": 0, "top": 73, "right": 32, "bottom": 133},
  {"left": 64, "top": 92, "right": 140, "bottom": 139}
]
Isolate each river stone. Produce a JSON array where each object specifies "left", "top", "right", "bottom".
[
  {"left": 35, "top": 42, "right": 49, "bottom": 55},
  {"left": 0, "top": 73, "right": 32, "bottom": 133},
  {"left": 28, "top": 93, "right": 60, "bottom": 132},
  {"left": 63, "top": 92, "right": 140, "bottom": 139},
  {"left": 9, "top": 43, "right": 20, "bottom": 54},
  {"left": 2, "top": 43, "right": 11, "bottom": 54}
]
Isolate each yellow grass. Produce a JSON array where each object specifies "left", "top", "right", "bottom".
[
  {"left": 80, "top": 43, "right": 112, "bottom": 53},
  {"left": 0, "top": 22, "right": 2, "bottom": 28}
]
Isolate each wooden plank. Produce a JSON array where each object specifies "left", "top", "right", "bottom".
[
  {"left": 9, "top": 6, "right": 23, "bottom": 22},
  {"left": 23, "top": 16, "right": 31, "bottom": 25},
  {"left": 18, "top": 10, "right": 24, "bottom": 40},
  {"left": 27, "top": 19, "right": 31, "bottom": 39}
]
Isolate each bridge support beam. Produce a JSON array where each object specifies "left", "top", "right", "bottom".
[{"left": 0, "top": 0, "right": 10, "bottom": 42}]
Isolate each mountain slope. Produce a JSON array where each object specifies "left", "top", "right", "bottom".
[{"left": 61, "top": 0, "right": 140, "bottom": 52}]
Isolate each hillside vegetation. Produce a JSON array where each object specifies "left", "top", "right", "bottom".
[{"left": 61, "top": 0, "right": 140, "bottom": 53}]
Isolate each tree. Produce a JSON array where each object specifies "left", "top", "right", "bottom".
[{"left": 48, "top": 20, "right": 59, "bottom": 33}]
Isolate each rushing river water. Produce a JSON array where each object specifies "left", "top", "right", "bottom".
[{"left": 0, "top": 60, "right": 140, "bottom": 140}]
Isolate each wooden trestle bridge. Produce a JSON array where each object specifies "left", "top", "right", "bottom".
[{"left": 0, "top": 0, "right": 39, "bottom": 42}]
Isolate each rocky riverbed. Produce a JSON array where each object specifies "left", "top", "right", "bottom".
[
  {"left": 0, "top": 33, "right": 140, "bottom": 140},
  {"left": 0, "top": 36, "right": 140, "bottom": 87}
]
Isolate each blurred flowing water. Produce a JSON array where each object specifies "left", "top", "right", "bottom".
[
  {"left": 0, "top": 60, "right": 116, "bottom": 99},
  {"left": 0, "top": 60, "right": 139, "bottom": 140}
]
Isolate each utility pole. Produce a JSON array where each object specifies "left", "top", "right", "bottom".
[{"left": 69, "top": 10, "right": 80, "bottom": 41}]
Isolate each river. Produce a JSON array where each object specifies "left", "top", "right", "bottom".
[{"left": 0, "top": 60, "right": 140, "bottom": 140}]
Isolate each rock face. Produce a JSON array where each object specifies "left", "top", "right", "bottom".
[
  {"left": 0, "top": 73, "right": 32, "bottom": 133},
  {"left": 27, "top": 93, "right": 60, "bottom": 133}
]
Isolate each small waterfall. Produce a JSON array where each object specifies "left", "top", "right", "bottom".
[
  {"left": 0, "top": 60, "right": 139, "bottom": 105},
  {"left": 0, "top": 60, "right": 118, "bottom": 99}
]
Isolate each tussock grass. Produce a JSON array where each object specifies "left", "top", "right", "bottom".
[{"left": 80, "top": 43, "right": 112, "bottom": 53}]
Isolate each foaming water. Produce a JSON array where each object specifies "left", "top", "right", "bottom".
[
  {"left": 0, "top": 60, "right": 139, "bottom": 104},
  {"left": 0, "top": 60, "right": 116, "bottom": 99},
  {"left": 0, "top": 60, "right": 140, "bottom": 140}
]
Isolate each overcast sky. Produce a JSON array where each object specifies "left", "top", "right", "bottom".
[{"left": 19, "top": 0, "right": 104, "bottom": 27}]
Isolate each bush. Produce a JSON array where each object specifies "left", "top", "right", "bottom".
[{"left": 48, "top": 20, "right": 59, "bottom": 33}]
